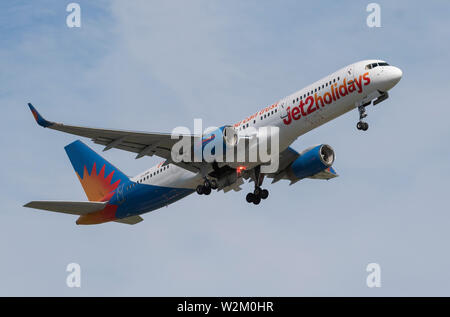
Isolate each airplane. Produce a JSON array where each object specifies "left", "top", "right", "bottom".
[{"left": 24, "top": 59, "right": 402, "bottom": 225}]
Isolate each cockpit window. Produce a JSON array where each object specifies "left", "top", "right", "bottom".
[{"left": 365, "top": 62, "right": 390, "bottom": 70}]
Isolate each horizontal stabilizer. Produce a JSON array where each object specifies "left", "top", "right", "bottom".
[
  {"left": 114, "top": 216, "right": 144, "bottom": 225},
  {"left": 23, "top": 201, "right": 107, "bottom": 215}
]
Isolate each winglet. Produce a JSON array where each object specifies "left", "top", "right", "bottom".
[{"left": 28, "top": 103, "right": 52, "bottom": 128}]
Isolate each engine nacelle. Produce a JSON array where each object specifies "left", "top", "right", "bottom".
[
  {"left": 222, "top": 125, "right": 238, "bottom": 147},
  {"left": 289, "top": 144, "right": 335, "bottom": 180},
  {"left": 199, "top": 125, "right": 278, "bottom": 169}
]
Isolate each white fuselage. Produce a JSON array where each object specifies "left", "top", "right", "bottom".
[{"left": 132, "top": 59, "right": 402, "bottom": 191}]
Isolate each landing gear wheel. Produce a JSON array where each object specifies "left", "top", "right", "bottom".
[
  {"left": 246, "top": 166, "right": 268, "bottom": 205},
  {"left": 260, "top": 189, "right": 269, "bottom": 200},
  {"left": 357, "top": 104, "right": 369, "bottom": 131},
  {"left": 196, "top": 185, "right": 204, "bottom": 195},
  {"left": 357, "top": 121, "right": 369, "bottom": 131},
  {"left": 203, "top": 186, "right": 211, "bottom": 195}
]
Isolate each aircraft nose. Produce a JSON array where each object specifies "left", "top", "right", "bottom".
[
  {"left": 390, "top": 66, "right": 402, "bottom": 85},
  {"left": 382, "top": 66, "right": 402, "bottom": 90}
]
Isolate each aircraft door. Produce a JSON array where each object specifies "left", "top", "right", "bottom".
[
  {"left": 346, "top": 64, "right": 354, "bottom": 82},
  {"left": 278, "top": 99, "right": 288, "bottom": 118}
]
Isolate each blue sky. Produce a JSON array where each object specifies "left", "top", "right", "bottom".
[{"left": 1, "top": 0, "right": 450, "bottom": 296}]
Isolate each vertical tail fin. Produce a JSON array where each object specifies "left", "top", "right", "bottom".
[{"left": 64, "top": 140, "right": 129, "bottom": 202}]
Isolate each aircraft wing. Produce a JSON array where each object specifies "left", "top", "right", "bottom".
[
  {"left": 28, "top": 104, "right": 338, "bottom": 183},
  {"left": 27, "top": 103, "right": 200, "bottom": 173},
  {"left": 262, "top": 147, "right": 299, "bottom": 183}
]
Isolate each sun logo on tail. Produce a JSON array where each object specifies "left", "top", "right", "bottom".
[{"left": 77, "top": 162, "right": 121, "bottom": 201}]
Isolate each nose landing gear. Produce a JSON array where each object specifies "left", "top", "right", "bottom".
[
  {"left": 356, "top": 120, "right": 369, "bottom": 131},
  {"left": 356, "top": 103, "right": 370, "bottom": 131}
]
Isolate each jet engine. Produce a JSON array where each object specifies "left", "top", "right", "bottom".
[
  {"left": 288, "top": 144, "right": 335, "bottom": 180},
  {"left": 222, "top": 125, "right": 238, "bottom": 147}
]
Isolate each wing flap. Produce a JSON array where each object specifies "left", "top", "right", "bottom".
[
  {"left": 23, "top": 201, "right": 107, "bottom": 215},
  {"left": 308, "top": 167, "right": 339, "bottom": 180}
]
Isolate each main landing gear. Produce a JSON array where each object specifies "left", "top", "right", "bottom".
[
  {"left": 196, "top": 178, "right": 218, "bottom": 196},
  {"left": 246, "top": 166, "right": 269, "bottom": 205},
  {"left": 246, "top": 187, "right": 269, "bottom": 205},
  {"left": 356, "top": 102, "right": 370, "bottom": 131}
]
